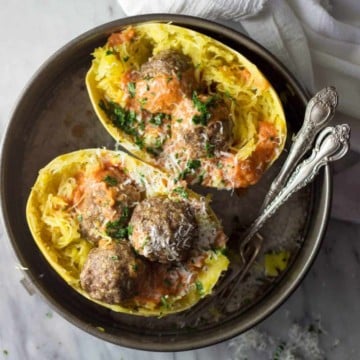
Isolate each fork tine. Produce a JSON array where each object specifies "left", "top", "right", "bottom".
[{"left": 216, "top": 233, "right": 264, "bottom": 313}]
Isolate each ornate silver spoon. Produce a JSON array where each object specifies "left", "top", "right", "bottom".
[{"left": 261, "top": 86, "right": 338, "bottom": 210}]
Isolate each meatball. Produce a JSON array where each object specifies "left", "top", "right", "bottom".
[
  {"left": 172, "top": 96, "right": 233, "bottom": 159},
  {"left": 132, "top": 50, "right": 196, "bottom": 114},
  {"left": 183, "top": 119, "right": 233, "bottom": 158},
  {"left": 75, "top": 167, "right": 142, "bottom": 243},
  {"left": 140, "top": 50, "right": 194, "bottom": 79},
  {"left": 80, "top": 241, "right": 145, "bottom": 304},
  {"left": 129, "top": 196, "right": 198, "bottom": 263}
]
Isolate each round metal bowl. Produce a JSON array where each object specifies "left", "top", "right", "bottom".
[{"left": 0, "top": 14, "right": 331, "bottom": 351}]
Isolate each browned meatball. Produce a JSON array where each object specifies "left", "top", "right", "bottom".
[
  {"left": 132, "top": 50, "right": 197, "bottom": 114},
  {"left": 140, "top": 50, "right": 194, "bottom": 79},
  {"left": 129, "top": 196, "right": 198, "bottom": 263},
  {"left": 173, "top": 96, "right": 233, "bottom": 159},
  {"left": 80, "top": 241, "right": 145, "bottom": 304},
  {"left": 74, "top": 167, "right": 142, "bottom": 243},
  {"left": 183, "top": 119, "right": 233, "bottom": 158}
]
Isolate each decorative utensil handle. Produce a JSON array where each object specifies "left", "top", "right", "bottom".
[
  {"left": 262, "top": 87, "right": 338, "bottom": 209},
  {"left": 241, "top": 124, "right": 350, "bottom": 249}
]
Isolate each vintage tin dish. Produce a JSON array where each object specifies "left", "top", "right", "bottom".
[{"left": 0, "top": 14, "right": 331, "bottom": 351}]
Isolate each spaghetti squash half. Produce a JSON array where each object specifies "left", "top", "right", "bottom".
[
  {"left": 26, "top": 149, "right": 229, "bottom": 316},
  {"left": 86, "top": 23, "right": 287, "bottom": 189}
]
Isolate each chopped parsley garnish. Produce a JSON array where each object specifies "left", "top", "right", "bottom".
[
  {"left": 106, "top": 222, "right": 132, "bottom": 239},
  {"left": 122, "top": 55, "right": 129, "bottom": 62},
  {"left": 149, "top": 113, "right": 169, "bottom": 126},
  {"left": 138, "top": 97, "right": 148, "bottom": 107},
  {"left": 176, "top": 159, "right": 202, "bottom": 182},
  {"left": 132, "top": 263, "right": 139, "bottom": 272},
  {"left": 99, "top": 99, "right": 147, "bottom": 150},
  {"left": 103, "top": 175, "right": 118, "bottom": 187},
  {"left": 191, "top": 91, "right": 217, "bottom": 126},
  {"left": 99, "top": 100, "right": 141, "bottom": 141},
  {"left": 135, "top": 135, "right": 144, "bottom": 149},
  {"left": 195, "top": 280, "right": 205, "bottom": 295},
  {"left": 111, "top": 255, "right": 119, "bottom": 261},
  {"left": 173, "top": 186, "right": 189, "bottom": 199},
  {"left": 127, "top": 82, "right": 136, "bottom": 98},
  {"left": 105, "top": 207, "right": 131, "bottom": 239},
  {"left": 143, "top": 74, "right": 153, "bottom": 81},
  {"left": 127, "top": 224, "right": 133, "bottom": 236},
  {"left": 187, "top": 159, "right": 201, "bottom": 169},
  {"left": 161, "top": 295, "right": 170, "bottom": 308},
  {"left": 205, "top": 141, "right": 215, "bottom": 158},
  {"left": 106, "top": 50, "right": 114, "bottom": 55}
]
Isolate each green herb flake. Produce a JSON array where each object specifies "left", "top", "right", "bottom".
[
  {"left": 103, "top": 175, "right": 118, "bottom": 187},
  {"left": 105, "top": 207, "right": 130, "bottom": 239},
  {"left": 173, "top": 186, "right": 189, "bottom": 199},
  {"left": 111, "top": 255, "right": 119, "bottom": 261},
  {"left": 191, "top": 91, "right": 216, "bottom": 126},
  {"left": 3, "top": 350, "right": 8, "bottom": 356},
  {"left": 138, "top": 97, "right": 148, "bottom": 107},
  {"left": 138, "top": 121, "right": 145, "bottom": 131},
  {"left": 106, "top": 222, "right": 128, "bottom": 239},
  {"left": 176, "top": 118, "right": 183, "bottom": 123},
  {"left": 132, "top": 263, "right": 139, "bottom": 272},
  {"left": 187, "top": 159, "right": 201, "bottom": 170},
  {"left": 127, "top": 224, "right": 133, "bottom": 236},
  {"left": 77, "top": 214, "right": 83, "bottom": 222},
  {"left": 195, "top": 280, "right": 205, "bottom": 295},
  {"left": 143, "top": 74, "right": 153, "bottom": 81},
  {"left": 205, "top": 141, "right": 215, "bottom": 158},
  {"left": 127, "top": 82, "right": 136, "bottom": 98},
  {"left": 106, "top": 50, "right": 114, "bottom": 55},
  {"left": 134, "top": 136, "right": 144, "bottom": 149},
  {"left": 98, "top": 100, "right": 139, "bottom": 139},
  {"left": 122, "top": 55, "right": 130, "bottom": 62},
  {"left": 161, "top": 295, "right": 170, "bottom": 308},
  {"left": 175, "top": 159, "right": 202, "bottom": 182},
  {"left": 150, "top": 113, "right": 168, "bottom": 126}
]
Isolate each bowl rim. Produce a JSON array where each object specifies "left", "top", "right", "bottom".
[{"left": 0, "top": 13, "right": 331, "bottom": 351}]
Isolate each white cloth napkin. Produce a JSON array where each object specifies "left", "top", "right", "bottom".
[{"left": 118, "top": 0, "right": 360, "bottom": 223}]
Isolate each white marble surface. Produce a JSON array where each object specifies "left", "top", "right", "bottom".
[{"left": 1, "top": 1, "right": 359, "bottom": 359}]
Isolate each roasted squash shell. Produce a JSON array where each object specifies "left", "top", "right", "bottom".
[
  {"left": 26, "top": 149, "right": 229, "bottom": 316},
  {"left": 86, "top": 23, "right": 287, "bottom": 189}
]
